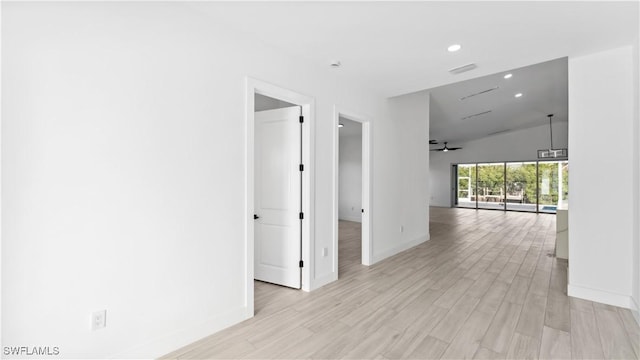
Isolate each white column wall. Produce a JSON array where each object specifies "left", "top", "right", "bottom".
[{"left": 567, "top": 45, "right": 636, "bottom": 309}]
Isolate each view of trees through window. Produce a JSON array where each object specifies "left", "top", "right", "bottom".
[{"left": 456, "top": 160, "right": 568, "bottom": 213}]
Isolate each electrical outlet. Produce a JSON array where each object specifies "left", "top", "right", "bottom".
[
  {"left": 92, "top": 310, "right": 107, "bottom": 331},
  {"left": 400, "top": 225, "right": 404, "bottom": 233},
  {"left": 322, "top": 247, "right": 328, "bottom": 257}
]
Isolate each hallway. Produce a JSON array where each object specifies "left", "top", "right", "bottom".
[{"left": 164, "top": 208, "right": 639, "bottom": 359}]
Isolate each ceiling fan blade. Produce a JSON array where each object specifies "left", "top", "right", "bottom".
[
  {"left": 430, "top": 148, "right": 444, "bottom": 151},
  {"left": 448, "top": 147, "right": 462, "bottom": 150},
  {"left": 429, "top": 140, "right": 439, "bottom": 144}
]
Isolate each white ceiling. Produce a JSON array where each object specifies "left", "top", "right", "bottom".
[
  {"left": 188, "top": 1, "right": 638, "bottom": 97},
  {"left": 187, "top": 2, "right": 637, "bottom": 143},
  {"left": 429, "top": 57, "right": 568, "bottom": 144},
  {"left": 339, "top": 117, "right": 362, "bottom": 137}
]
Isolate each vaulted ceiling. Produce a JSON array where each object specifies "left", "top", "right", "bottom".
[{"left": 429, "top": 57, "right": 568, "bottom": 144}]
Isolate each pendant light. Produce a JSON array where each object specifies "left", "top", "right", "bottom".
[{"left": 537, "top": 114, "right": 568, "bottom": 158}]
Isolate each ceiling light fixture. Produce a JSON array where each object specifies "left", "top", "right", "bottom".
[
  {"left": 515, "top": 93, "right": 523, "bottom": 98},
  {"left": 537, "top": 114, "right": 568, "bottom": 158},
  {"left": 447, "top": 44, "right": 462, "bottom": 52},
  {"left": 504, "top": 73, "right": 513, "bottom": 79},
  {"left": 338, "top": 123, "right": 344, "bottom": 128}
]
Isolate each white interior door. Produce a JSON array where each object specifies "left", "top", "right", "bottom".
[{"left": 254, "top": 106, "right": 301, "bottom": 289}]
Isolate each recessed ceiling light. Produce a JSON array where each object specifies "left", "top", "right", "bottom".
[
  {"left": 447, "top": 44, "right": 462, "bottom": 52},
  {"left": 338, "top": 123, "right": 344, "bottom": 128},
  {"left": 504, "top": 73, "right": 513, "bottom": 79},
  {"left": 515, "top": 93, "right": 523, "bottom": 98}
]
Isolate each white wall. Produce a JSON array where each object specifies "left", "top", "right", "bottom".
[
  {"left": 338, "top": 127, "right": 362, "bottom": 222},
  {"left": 429, "top": 122, "right": 568, "bottom": 207},
  {"left": 568, "top": 45, "right": 637, "bottom": 309},
  {"left": 378, "top": 91, "right": 430, "bottom": 261},
  {"left": 2, "top": 2, "right": 433, "bottom": 358}
]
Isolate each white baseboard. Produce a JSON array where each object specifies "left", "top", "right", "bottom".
[
  {"left": 310, "top": 271, "right": 338, "bottom": 291},
  {"left": 338, "top": 216, "right": 362, "bottom": 223},
  {"left": 115, "top": 306, "right": 248, "bottom": 359},
  {"left": 372, "top": 234, "right": 429, "bottom": 264},
  {"left": 568, "top": 284, "right": 633, "bottom": 309}
]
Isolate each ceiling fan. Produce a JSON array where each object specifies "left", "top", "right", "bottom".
[{"left": 430, "top": 141, "right": 462, "bottom": 152}]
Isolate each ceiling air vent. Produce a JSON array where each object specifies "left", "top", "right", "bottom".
[
  {"left": 487, "top": 129, "right": 510, "bottom": 136},
  {"left": 448, "top": 63, "right": 477, "bottom": 75},
  {"left": 459, "top": 86, "right": 499, "bottom": 101},
  {"left": 461, "top": 110, "right": 492, "bottom": 120}
]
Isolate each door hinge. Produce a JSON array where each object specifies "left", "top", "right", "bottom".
[
  {"left": 299, "top": 164, "right": 304, "bottom": 171},
  {"left": 299, "top": 260, "right": 304, "bottom": 268},
  {"left": 361, "top": 209, "right": 364, "bottom": 213},
  {"left": 299, "top": 115, "right": 304, "bottom": 123},
  {"left": 299, "top": 212, "right": 304, "bottom": 220}
]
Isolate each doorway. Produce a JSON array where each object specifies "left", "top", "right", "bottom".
[
  {"left": 245, "top": 78, "right": 314, "bottom": 316},
  {"left": 334, "top": 108, "right": 372, "bottom": 277}
]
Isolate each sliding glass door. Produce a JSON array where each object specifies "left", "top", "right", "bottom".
[
  {"left": 506, "top": 162, "right": 537, "bottom": 212},
  {"left": 477, "top": 163, "right": 505, "bottom": 210},
  {"left": 538, "top": 161, "right": 569, "bottom": 213},
  {"left": 456, "top": 164, "right": 476, "bottom": 208},
  {"left": 454, "top": 160, "right": 568, "bottom": 213}
]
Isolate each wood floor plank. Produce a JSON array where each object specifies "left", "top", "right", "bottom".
[
  {"left": 544, "top": 289, "right": 571, "bottom": 332},
  {"left": 407, "top": 335, "right": 450, "bottom": 359},
  {"left": 434, "top": 277, "right": 474, "bottom": 309},
  {"left": 430, "top": 295, "right": 481, "bottom": 343},
  {"left": 506, "top": 332, "right": 539, "bottom": 359},
  {"left": 480, "top": 301, "right": 523, "bottom": 353},
  {"left": 504, "top": 275, "right": 531, "bottom": 305},
  {"left": 383, "top": 305, "right": 449, "bottom": 358},
  {"left": 465, "top": 272, "right": 498, "bottom": 299},
  {"left": 593, "top": 306, "right": 637, "bottom": 360},
  {"left": 441, "top": 309, "right": 494, "bottom": 359},
  {"left": 570, "top": 308, "right": 605, "bottom": 359},
  {"left": 618, "top": 308, "right": 640, "bottom": 358},
  {"left": 515, "top": 294, "right": 546, "bottom": 339},
  {"left": 539, "top": 326, "right": 571, "bottom": 360},
  {"left": 476, "top": 280, "right": 510, "bottom": 316},
  {"left": 569, "top": 296, "right": 594, "bottom": 314},
  {"left": 341, "top": 325, "right": 400, "bottom": 359},
  {"left": 473, "top": 347, "right": 505, "bottom": 359}
]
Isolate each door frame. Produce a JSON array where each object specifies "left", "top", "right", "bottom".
[
  {"left": 333, "top": 107, "right": 372, "bottom": 270},
  {"left": 245, "top": 77, "right": 315, "bottom": 317}
]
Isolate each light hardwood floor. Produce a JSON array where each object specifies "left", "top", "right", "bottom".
[{"left": 163, "top": 208, "right": 640, "bottom": 359}]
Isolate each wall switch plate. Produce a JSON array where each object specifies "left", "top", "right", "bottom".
[
  {"left": 92, "top": 310, "right": 107, "bottom": 330},
  {"left": 322, "top": 247, "right": 328, "bottom": 257}
]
